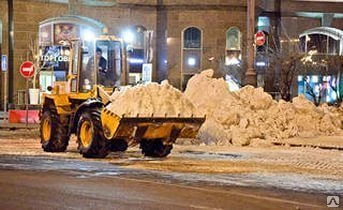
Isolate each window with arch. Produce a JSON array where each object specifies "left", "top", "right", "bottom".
[
  {"left": 299, "top": 27, "right": 343, "bottom": 55},
  {"left": 181, "top": 27, "right": 202, "bottom": 90},
  {"left": 300, "top": 34, "right": 340, "bottom": 55},
  {"left": 225, "top": 27, "right": 242, "bottom": 66}
]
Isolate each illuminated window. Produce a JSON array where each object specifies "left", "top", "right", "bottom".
[
  {"left": 226, "top": 27, "right": 241, "bottom": 50},
  {"left": 181, "top": 27, "right": 202, "bottom": 90},
  {"left": 257, "top": 16, "right": 270, "bottom": 32},
  {"left": 225, "top": 27, "right": 241, "bottom": 66}
]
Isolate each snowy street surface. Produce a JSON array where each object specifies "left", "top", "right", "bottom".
[
  {"left": 0, "top": 129, "right": 342, "bottom": 209},
  {"left": 0, "top": 129, "right": 343, "bottom": 209}
]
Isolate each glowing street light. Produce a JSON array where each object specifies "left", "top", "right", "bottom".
[
  {"left": 122, "top": 30, "right": 135, "bottom": 44},
  {"left": 81, "top": 29, "right": 95, "bottom": 41},
  {"left": 187, "top": 57, "right": 196, "bottom": 66}
]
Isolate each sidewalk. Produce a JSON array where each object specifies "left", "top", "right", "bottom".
[
  {"left": 0, "top": 123, "right": 39, "bottom": 130},
  {"left": 272, "top": 136, "right": 343, "bottom": 150}
]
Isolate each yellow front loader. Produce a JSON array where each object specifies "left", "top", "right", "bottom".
[{"left": 40, "top": 35, "right": 205, "bottom": 158}]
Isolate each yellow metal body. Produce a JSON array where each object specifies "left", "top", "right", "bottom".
[
  {"left": 41, "top": 85, "right": 98, "bottom": 115},
  {"left": 101, "top": 108, "right": 121, "bottom": 139},
  {"left": 101, "top": 108, "right": 205, "bottom": 141}
]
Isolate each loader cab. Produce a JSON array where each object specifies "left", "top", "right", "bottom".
[{"left": 69, "top": 39, "right": 123, "bottom": 93}]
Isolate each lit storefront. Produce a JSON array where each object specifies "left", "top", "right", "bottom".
[
  {"left": 297, "top": 75, "right": 340, "bottom": 103},
  {"left": 298, "top": 27, "right": 343, "bottom": 104}
]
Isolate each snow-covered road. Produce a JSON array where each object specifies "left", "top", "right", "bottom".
[{"left": 0, "top": 129, "right": 342, "bottom": 194}]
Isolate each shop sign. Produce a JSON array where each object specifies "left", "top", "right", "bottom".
[{"left": 40, "top": 55, "right": 69, "bottom": 62}]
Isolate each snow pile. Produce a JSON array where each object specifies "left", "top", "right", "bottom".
[
  {"left": 105, "top": 69, "right": 342, "bottom": 146},
  {"left": 185, "top": 69, "right": 343, "bottom": 146},
  {"left": 107, "top": 81, "right": 197, "bottom": 117}
]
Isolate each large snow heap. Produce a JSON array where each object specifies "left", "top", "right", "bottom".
[
  {"left": 184, "top": 69, "right": 343, "bottom": 146},
  {"left": 106, "top": 69, "right": 342, "bottom": 146}
]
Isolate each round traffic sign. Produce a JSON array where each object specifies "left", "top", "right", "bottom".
[
  {"left": 255, "top": 31, "right": 266, "bottom": 46},
  {"left": 20, "top": 61, "right": 35, "bottom": 78}
]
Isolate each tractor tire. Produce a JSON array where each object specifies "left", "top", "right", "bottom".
[
  {"left": 40, "top": 108, "right": 69, "bottom": 152},
  {"left": 77, "top": 108, "right": 109, "bottom": 158},
  {"left": 108, "top": 139, "right": 128, "bottom": 152},
  {"left": 140, "top": 139, "right": 173, "bottom": 158}
]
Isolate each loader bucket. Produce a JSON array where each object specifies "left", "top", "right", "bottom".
[{"left": 101, "top": 108, "right": 205, "bottom": 142}]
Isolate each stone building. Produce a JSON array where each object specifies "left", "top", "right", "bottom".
[
  {"left": 0, "top": 0, "right": 249, "bottom": 106},
  {"left": 259, "top": 0, "right": 343, "bottom": 103},
  {"left": 0, "top": 0, "right": 342, "bottom": 107}
]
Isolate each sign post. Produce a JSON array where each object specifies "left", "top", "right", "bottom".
[
  {"left": 1, "top": 55, "right": 7, "bottom": 72},
  {"left": 19, "top": 61, "right": 35, "bottom": 127},
  {"left": 1, "top": 55, "right": 7, "bottom": 123}
]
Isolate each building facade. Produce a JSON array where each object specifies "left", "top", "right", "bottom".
[
  {"left": 0, "top": 0, "right": 249, "bottom": 106},
  {"left": 0, "top": 0, "right": 342, "bottom": 107}
]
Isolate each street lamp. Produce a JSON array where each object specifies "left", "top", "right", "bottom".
[
  {"left": 81, "top": 29, "right": 95, "bottom": 41},
  {"left": 244, "top": 0, "right": 257, "bottom": 86}
]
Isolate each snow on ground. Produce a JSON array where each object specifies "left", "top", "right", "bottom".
[{"left": 0, "top": 130, "right": 342, "bottom": 193}]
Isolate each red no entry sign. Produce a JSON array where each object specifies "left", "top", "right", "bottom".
[
  {"left": 255, "top": 31, "right": 266, "bottom": 46},
  {"left": 20, "top": 61, "right": 35, "bottom": 78}
]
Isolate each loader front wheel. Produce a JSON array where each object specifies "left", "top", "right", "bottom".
[
  {"left": 40, "top": 109, "right": 69, "bottom": 152},
  {"left": 77, "top": 108, "right": 109, "bottom": 158},
  {"left": 140, "top": 139, "right": 173, "bottom": 158}
]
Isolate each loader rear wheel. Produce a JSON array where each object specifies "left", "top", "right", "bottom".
[
  {"left": 40, "top": 109, "right": 69, "bottom": 152},
  {"left": 140, "top": 139, "right": 173, "bottom": 157},
  {"left": 77, "top": 108, "right": 109, "bottom": 158}
]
